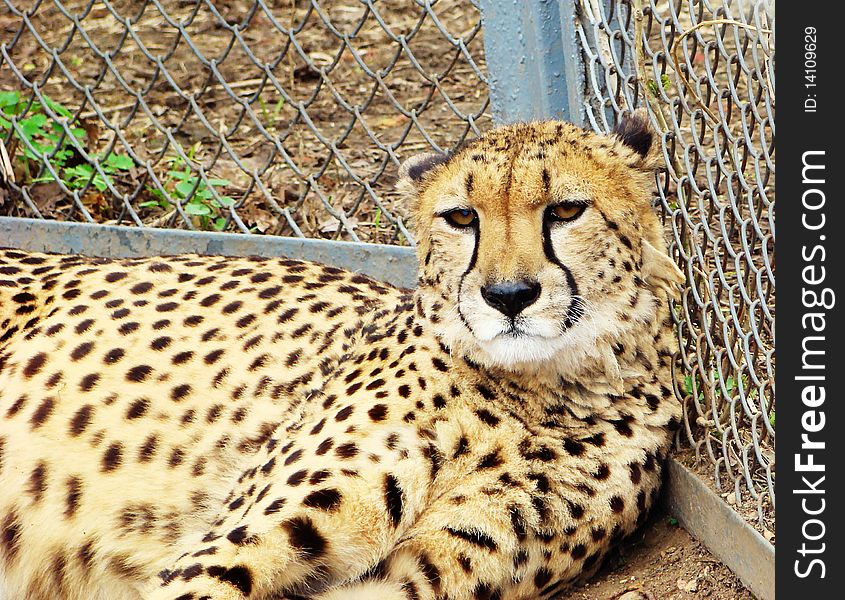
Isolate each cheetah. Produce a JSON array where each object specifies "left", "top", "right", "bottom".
[{"left": 0, "top": 114, "right": 685, "bottom": 600}]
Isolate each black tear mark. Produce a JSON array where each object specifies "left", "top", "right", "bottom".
[{"left": 541, "top": 219, "right": 584, "bottom": 331}]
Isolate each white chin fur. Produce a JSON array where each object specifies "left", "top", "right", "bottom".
[
  {"left": 468, "top": 316, "right": 569, "bottom": 366},
  {"left": 476, "top": 335, "right": 565, "bottom": 366},
  {"left": 440, "top": 305, "right": 644, "bottom": 373}
]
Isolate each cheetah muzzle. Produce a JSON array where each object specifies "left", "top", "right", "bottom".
[{"left": 0, "top": 115, "right": 684, "bottom": 600}]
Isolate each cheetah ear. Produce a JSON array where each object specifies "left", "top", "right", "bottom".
[
  {"left": 397, "top": 152, "right": 451, "bottom": 196},
  {"left": 641, "top": 240, "right": 685, "bottom": 297},
  {"left": 612, "top": 110, "right": 659, "bottom": 170}
]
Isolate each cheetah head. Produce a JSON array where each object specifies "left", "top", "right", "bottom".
[{"left": 398, "top": 114, "right": 684, "bottom": 376}]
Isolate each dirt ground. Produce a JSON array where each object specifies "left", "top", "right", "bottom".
[{"left": 564, "top": 509, "right": 754, "bottom": 600}]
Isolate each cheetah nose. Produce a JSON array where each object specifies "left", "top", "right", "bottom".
[{"left": 480, "top": 280, "right": 541, "bottom": 318}]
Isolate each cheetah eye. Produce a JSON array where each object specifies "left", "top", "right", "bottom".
[
  {"left": 546, "top": 201, "right": 587, "bottom": 223},
  {"left": 440, "top": 208, "right": 478, "bottom": 229}
]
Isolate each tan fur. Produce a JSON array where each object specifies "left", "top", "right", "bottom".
[{"left": 0, "top": 118, "right": 681, "bottom": 600}]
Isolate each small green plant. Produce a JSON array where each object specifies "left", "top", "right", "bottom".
[
  {"left": 1, "top": 91, "right": 83, "bottom": 176},
  {"left": 258, "top": 96, "right": 285, "bottom": 130},
  {"left": 682, "top": 371, "right": 736, "bottom": 400},
  {"left": 667, "top": 516, "right": 679, "bottom": 527},
  {"left": 647, "top": 74, "right": 672, "bottom": 97},
  {"left": 141, "top": 143, "right": 234, "bottom": 231},
  {"left": 37, "top": 151, "right": 135, "bottom": 192},
  {"left": 1, "top": 90, "right": 133, "bottom": 192}
]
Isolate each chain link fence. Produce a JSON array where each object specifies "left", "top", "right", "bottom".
[
  {"left": 0, "top": 0, "right": 490, "bottom": 243},
  {"left": 577, "top": 0, "right": 775, "bottom": 532},
  {"left": 2, "top": 0, "right": 774, "bottom": 536}
]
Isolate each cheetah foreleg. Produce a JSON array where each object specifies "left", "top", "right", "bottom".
[{"left": 144, "top": 431, "right": 433, "bottom": 600}]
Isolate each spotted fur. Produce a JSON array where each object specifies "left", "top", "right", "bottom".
[{"left": 0, "top": 116, "right": 683, "bottom": 600}]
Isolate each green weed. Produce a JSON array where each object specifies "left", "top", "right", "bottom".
[
  {"left": 1, "top": 90, "right": 134, "bottom": 192},
  {"left": 141, "top": 143, "right": 234, "bottom": 231}
]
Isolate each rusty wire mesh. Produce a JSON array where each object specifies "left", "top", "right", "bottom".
[
  {"left": 0, "top": 0, "right": 490, "bottom": 244},
  {"left": 576, "top": 0, "right": 775, "bottom": 532}
]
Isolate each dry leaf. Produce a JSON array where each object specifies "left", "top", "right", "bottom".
[
  {"left": 318, "top": 216, "right": 358, "bottom": 234},
  {"left": 29, "top": 181, "right": 65, "bottom": 217}
]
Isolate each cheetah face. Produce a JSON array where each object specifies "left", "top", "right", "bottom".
[{"left": 399, "top": 115, "right": 683, "bottom": 372}]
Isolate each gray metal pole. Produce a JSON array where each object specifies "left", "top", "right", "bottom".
[{"left": 480, "top": 0, "right": 585, "bottom": 125}]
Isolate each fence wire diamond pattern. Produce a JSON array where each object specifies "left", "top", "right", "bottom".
[{"left": 1, "top": 0, "right": 490, "bottom": 244}]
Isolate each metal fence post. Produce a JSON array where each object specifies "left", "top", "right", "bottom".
[{"left": 479, "top": 0, "right": 585, "bottom": 125}]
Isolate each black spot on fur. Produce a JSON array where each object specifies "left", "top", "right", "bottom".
[
  {"left": 1, "top": 511, "right": 21, "bottom": 564},
  {"left": 610, "top": 495, "right": 625, "bottom": 513},
  {"left": 64, "top": 476, "right": 82, "bottom": 517},
  {"left": 180, "top": 563, "right": 203, "bottom": 581},
  {"left": 630, "top": 463, "right": 642, "bottom": 484},
  {"left": 368, "top": 404, "right": 388, "bottom": 421},
  {"left": 534, "top": 566, "right": 553, "bottom": 589},
  {"left": 611, "top": 417, "right": 634, "bottom": 437},
  {"left": 593, "top": 464, "right": 611, "bottom": 480},
  {"left": 571, "top": 543, "right": 587, "bottom": 560},
  {"left": 303, "top": 488, "right": 343, "bottom": 512},
  {"left": 77, "top": 540, "right": 95, "bottom": 568},
  {"left": 102, "top": 443, "right": 123, "bottom": 472},
  {"left": 431, "top": 357, "right": 449, "bottom": 372},
  {"left": 509, "top": 505, "right": 527, "bottom": 542},
  {"left": 453, "top": 436, "right": 469, "bottom": 458},
  {"left": 477, "top": 450, "right": 504, "bottom": 470},
  {"left": 472, "top": 582, "right": 502, "bottom": 600},
  {"left": 23, "top": 352, "right": 47, "bottom": 378},
  {"left": 283, "top": 516, "right": 327, "bottom": 559},
  {"left": 27, "top": 462, "right": 47, "bottom": 503},
  {"left": 207, "top": 564, "right": 253, "bottom": 595},
  {"left": 126, "top": 398, "right": 149, "bottom": 419},
  {"left": 384, "top": 474, "right": 404, "bottom": 526},
  {"left": 287, "top": 469, "right": 308, "bottom": 486},
  {"left": 264, "top": 497, "right": 287, "bottom": 515},
  {"left": 126, "top": 365, "right": 152, "bottom": 383},
  {"left": 335, "top": 442, "right": 358, "bottom": 459},
  {"left": 79, "top": 373, "right": 100, "bottom": 392},
  {"left": 563, "top": 438, "right": 586, "bottom": 456},
  {"left": 475, "top": 384, "right": 496, "bottom": 400},
  {"left": 446, "top": 527, "right": 497, "bottom": 551},
  {"left": 226, "top": 526, "right": 257, "bottom": 546},
  {"left": 474, "top": 408, "right": 500, "bottom": 427},
  {"left": 139, "top": 435, "right": 158, "bottom": 462},
  {"left": 30, "top": 397, "right": 55, "bottom": 428},
  {"left": 70, "top": 404, "right": 94, "bottom": 437},
  {"left": 70, "top": 342, "right": 94, "bottom": 361}
]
